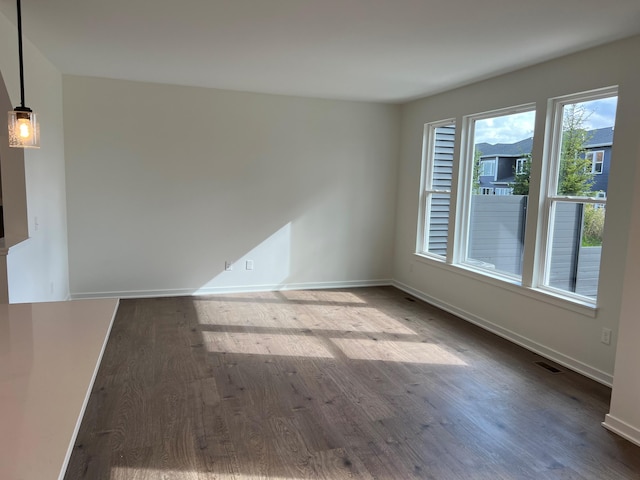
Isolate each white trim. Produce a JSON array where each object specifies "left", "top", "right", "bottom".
[
  {"left": 602, "top": 414, "right": 640, "bottom": 447},
  {"left": 70, "top": 279, "right": 393, "bottom": 300},
  {"left": 413, "top": 252, "right": 597, "bottom": 316},
  {"left": 455, "top": 114, "right": 476, "bottom": 263},
  {"left": 392, "top": 279, "right": 612, "bottom": 386},
  {"left": 416, "top": 123, "right": 431, "bottom": 254},
  {"left": 548, "top": 195, "right": 606, "bottom": 204}
]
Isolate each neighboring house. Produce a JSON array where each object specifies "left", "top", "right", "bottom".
[
  {"left": 475, "top": 127, "right": 614, "bottom": 195},
  {"left": 584, "top": 127, "right": 614, "bottom": 194},
  {"left": 475, "top": 136, "right": 532, "bottom": 195}
]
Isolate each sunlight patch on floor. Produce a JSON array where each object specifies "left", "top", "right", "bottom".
[
  {"left": 310, "top": 308, "right": 416, "bottom": 335},
  {"left": 110, "top": 468, "right": 299, "bottom": 479},
  {"left": 202, "top": 332, "right": 334, "bottom": 358},
  {"left": 195, "top": 304, "right": 415, "bottom": 335},
  {"left": 331, "top": 338, "right": 468, "bottom": 365},
  {"left": 277, "top": 290, "right": 368, "bottom": 304}
]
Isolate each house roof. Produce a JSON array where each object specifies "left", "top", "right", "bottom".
[
  {"left": 1, "top": 1, "right": 640, "bottom": 103},
  {"left": 477, "top": 127, "right": 614, "bottom": 158},
  {"left": 477, "top": 138, "right": 533, "bottom": 157},
  {"left": 585, "top": 127, "right": 615, "bottom": 148}
]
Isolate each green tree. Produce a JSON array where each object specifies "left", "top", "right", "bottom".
[
  {"left": 511, "top": 154, "right": 531, "bottom": 195},
  {"left": 472, "top": 149, "right": 481, "bottom": 194},
  {"left": 558, "top": 104, "right": 595, "bottom": 195},
  {"left": 582, "top": 204, "right": 605, "bottom": 247},
  {"left": 509, "top": 105, "right": 596, "bottom": 196}
]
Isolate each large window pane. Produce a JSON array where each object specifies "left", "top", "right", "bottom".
[
  {"left": 556, "top": 97, "right": 617, "bottom": 197},
  {"left": 546, "top": 202, "right": 606, "bottom": 298},
  {"left": 465, "top": 109, "right": 536, "bottom": 278}
]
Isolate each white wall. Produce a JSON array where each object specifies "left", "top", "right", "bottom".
[
  {"left": 63, "top": 76, "right": 399, "bottom": 297},
  {"left": 0, "top": 10, "right": 69, "bottom": 303},
  {"left": 604, "top": 58, "right": 640, "bottom": 446},
  {"left": 394, "top": 35, "right": 640, "bottom": 385}
]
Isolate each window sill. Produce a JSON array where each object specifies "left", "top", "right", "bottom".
[{"left": 412, "top": 253, "right": 597, "bottom": 318}]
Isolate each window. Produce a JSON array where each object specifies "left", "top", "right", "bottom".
[
  {"left": 417, "top": 88, "right": 617, "bottom": 307},
  {"left": 586, "top": 150, "right": 605, "bottom": 174},
  {"left": 541, "top": 90, "right": 617, "bottom": 301},
  {"left": 417, "top": 120, "right": 455, "bottom": 258},
  {"left": 479, "top": 159, "right": 496, "bottom": 176},
  {"left": 462, "top": 106, "right": 536, "bottom": 280}
]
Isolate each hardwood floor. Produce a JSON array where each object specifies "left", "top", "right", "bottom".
[{"left": 65, "top": 287, "right": 640, "bottom": 479}]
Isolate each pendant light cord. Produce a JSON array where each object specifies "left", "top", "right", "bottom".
[{"left": 16, "top": 0, "right": 26, "bottom": 108}]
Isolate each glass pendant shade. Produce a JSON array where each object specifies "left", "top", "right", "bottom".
[{"left": 8, "top": 108, "right": 39, "bottom": 148}]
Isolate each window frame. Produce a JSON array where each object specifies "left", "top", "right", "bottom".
[
  {"left": 586, "top": 150, "right": 605, "bottom": 174},
  {"left": 415, "top": 89, "right": 617, "bottom": 312},
  {"left": 456, "top": 103, "right": 536, "bottom": 279},
  {"left": 416, "top": 118, "right": 456, "bottom": 260},
  {"left": 479, "top": 158, "right": 496, "bottom": 177},
  {"left": 537, "top": 87, "right": 617, "bottom": 304}
]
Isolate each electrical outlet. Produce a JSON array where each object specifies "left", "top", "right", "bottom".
[
  {"left": 225, "top": 261, "right": 233, "bottom": 271},
  {"left": 245, "top": 260, "right": 254, "bottom": 270},
  {"left": 601, "top": 327, "right": 612, "bottom": 345}
]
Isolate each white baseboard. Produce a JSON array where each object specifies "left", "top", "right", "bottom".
[
  {"left": 70, "top": 279, "right": 393, "bottom": 300},
  {"left": 392, "top": 280, "right": 614, "bottom": 387},
  {"left": 602, "top": 414, "right": 640, "bottom": 447}
]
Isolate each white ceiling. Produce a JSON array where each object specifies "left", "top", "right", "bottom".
[{"left": 2, "top": 0, "right": 640, "bottom": 103}]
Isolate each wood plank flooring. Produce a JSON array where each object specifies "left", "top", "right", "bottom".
[{"left": 64, "top": 287, "right": 640, "bottom": 479}]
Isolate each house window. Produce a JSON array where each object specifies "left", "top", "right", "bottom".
[
  {"left": 516, "top": 158, "right": 527, "bottom": 174},
  {"left": 594, "top": 191, "right": 606, "bottom": 209},
  {"left": 462, "top": 106, "right": 536, "bottom": 280},
  {"left": 541, "top": 89, "right": 617, "bottom": 301},
  {"left": 481, "top": 187, "right": 494, "bottom": 195},
  {"left": 417, "top": 120, "right": 456, "bottom": 258},
  {"left": 479, "top": 159, "right": 496, "bottom": 176},
  {"left": 586, "top": 150, "right": 605, "bottom": 174}
]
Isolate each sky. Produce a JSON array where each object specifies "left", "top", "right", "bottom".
[{"left": 474, "top": 97, "right": 618, "bottom": 146}]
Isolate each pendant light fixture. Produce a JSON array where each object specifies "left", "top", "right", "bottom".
[{"left": 8, "top": 0, "right": 39, "bottom": 148}]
